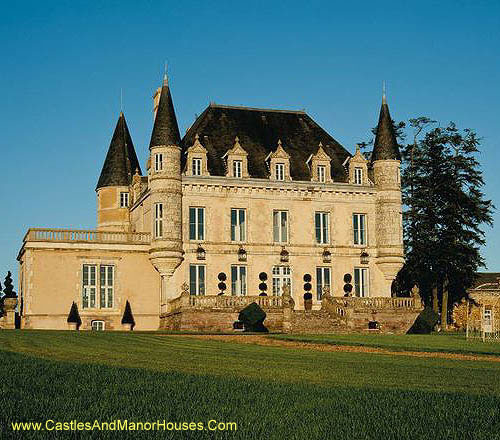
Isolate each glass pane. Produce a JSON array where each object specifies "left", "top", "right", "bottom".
[
  {"left": 189, "top": 208, "right": 196, "bottom": 240},
  {"left": 239, "top": 210, "right": 245, "bottom": 241},
  {"left": 100, "top": 288, "right": 106, "bottom": 308},
  {"left": 100, "top": 266, "right": 105, "bottom": 285},
  {"left": 108, "top": 267, "right": 113, "bottom": 286},
  {"left": 90, "top": 288, "right": 96, "bottom": 307},
  {"left": 190, "top": 265, "right": 196, "bottom": 295},
  {"left": 198, "top": 209, "right": 204, "bottom": 240},
  {"left": 273, "top": 212, "right": 279, "bottom": 242},
  {"left": 231, "top": 209, "right": 236, "bottom": 241},
  {"left": 354, "top": 269, "right": 360, "bottom": 297},
  {"left": 281, "top": 212, "right": 287, "bottom": 242},
  {"left": 199, "top": 266, "right": 205, "bottom": 295},
  {"left": 83, "top": 265, "right": 89, "bottom": 285},
  {"left": 108, "top": 288, "right": 113, "bottom": 308},
  {"left": 316, "top": 267, "right": 322, "bottom": 300},
  {"left": 231, "top": 266, "right": 237, "bottom": 295},
  {"left": 323, "top": 213, "right": 329, "bottom": 243},
  {"left": 315, "top": 213, "right": 321, "bottom": 243},
  {"left": 360, "top": 215, "right": 365, "bottom": 244},
  {"left": 241, "top": 267, "right": 246, "bottom": 296}
]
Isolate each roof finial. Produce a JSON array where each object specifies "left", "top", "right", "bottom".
[
  {"left": 382, "top": 80, "right": 387, "bottom": 105},
  {"left": 163, "top": 61, "right": 169, "bottom": 86}
]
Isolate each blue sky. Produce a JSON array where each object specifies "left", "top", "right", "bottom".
[{"left": 1, "top": 0, "right": 499, "bottom": 285}]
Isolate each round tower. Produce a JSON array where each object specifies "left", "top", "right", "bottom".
[
  {"left": 371, "top": 93, "right": 404, "bottom": 296},
  {"left": 148, "top": 75, "right": 183, "bottom": 312},
  {"left": 96, "top": 112, "right": 141, "bottom": 232}
]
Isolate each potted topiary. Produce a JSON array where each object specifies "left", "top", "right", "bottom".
[
  {"left": 303, "top": 292, "right": 313, "bottom": 311},
  {"left": 121, "top": 300, "right": 135, "bottom": 331},
  {"left": 67, "top": 302, "right": 81, "bottom": 330}
]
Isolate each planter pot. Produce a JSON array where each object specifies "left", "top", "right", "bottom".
[
  {"left": 304, "top": 299, "right": 313, "bottom": 311},
  {"left": 68, "top": 322, "right": 78, "bottom": 331},
  {"left": 122, "top": 323, "right": 133, "bottom": 331}
]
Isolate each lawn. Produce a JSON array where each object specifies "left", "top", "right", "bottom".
[
  {"left": 0, "top": 331, "right": 499, "bottom": 440},
  {"left": 269, "top": 332, "right": 500, "bottom": 356}
]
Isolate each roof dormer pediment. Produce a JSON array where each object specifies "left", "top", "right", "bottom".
[
  {"left": 187, "top": 134, "right": 208, "bottom": 154},
  {"left": 222, "top": 136, "right": 248, "bottom": 158},
  {"left": 265, "top": 139, "right": 290, "bottom": 161}
]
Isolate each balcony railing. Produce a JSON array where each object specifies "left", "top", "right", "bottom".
[
  {"left": 167, "top": 294, "right": 283, "bottom": 312},
  {"left": 23, "top": 228, "right": 151, "bottom": 244}
]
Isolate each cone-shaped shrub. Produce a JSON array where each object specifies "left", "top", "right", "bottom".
[
  {"left": 121, "top": 300, "right": 135, "bottom": 326},
  {"left": 67, "top": 301, "right": 82, "bottom": 326}
]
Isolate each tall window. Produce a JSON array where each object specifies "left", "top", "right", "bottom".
[
  {"left": 276, "top": 163, "right": 285, "bottom": 181},
  {"left": 154, "top": 203, "right": 163, "bottom": 238},
  {"left": 315, "top": 212, "right": 330, "bottom": 244},
  {"left": 316, "top": 267, "right": 331, "bottom": 300},
  {"left": 82, "top": 264, "right": 114, "bottom": 309},
  {"left": 273, "top": 210, "right": 288, "bottom": 243},
  {"left": 354, "top": 267, "right": 369, "bottom": 297},
  {"left": 317, "top": 165, "right": 326, "bottom": 183},
  {"left": 82, "top": 264, "right": 97, "bottom": 309},
  {"left": 272, "top": 266, "right": 292, "bottom": 296},
  {"left": 231, "top": 265, "right": 247, "bottom": 296},
  {"left": 99, "top": 265, "right": 114, "bottom": 308},
  {"left": 231, "top": 209, "right": 246, "bottom": 242},
  {"left": 192, "top": 158, "right": 202, "bottom": 176},
  {"left": 189, "top": 207, "right": 205, "bottom": 241},
  {"left": 189, "top": 264, "right": 205, "bottom": 296},
  {"left": 120, "top": 192, "right": 129, "bottom": 208},
  {"left": 233, "top": 160, "right": 242, "bottom": 178},
  {"left": 353, "top": 213, "right": 366, "bottom": 245},
  {"left": 354, "top": 167, "right": 363, "bottom": 185},
  {"left": 155, "top": 153, "right": 163, "bottom": 172}
]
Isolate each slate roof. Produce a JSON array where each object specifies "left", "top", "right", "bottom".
[
  {"left": 96, "top": 112, "right": 142, "bottom": 190},
  {"left": 471, "top": 273, "right": 500, "bottom": 289},
  {"left": 181, "top": 104, "right": 351, "bottom": 181},
  {"left": 149, "top": 77, "right": 181, "bottom": 149},
  {"left": 371, "top": 96, "right": 401, "bottom": 162}
]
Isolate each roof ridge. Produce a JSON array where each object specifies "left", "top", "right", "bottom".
[{"left": 208, "top": 103, "right": 306, "bottom": 114}]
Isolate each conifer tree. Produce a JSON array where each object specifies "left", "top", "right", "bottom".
[
  {"left": 67, "top": 301, "right": 82, "bottom": 327},
  {"left": 121, "top": 300, "right": 135, "bottom": 327}
]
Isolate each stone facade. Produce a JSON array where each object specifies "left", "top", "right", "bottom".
[{"left": 15, "top": 78, "right": 413, "bottom": 332}]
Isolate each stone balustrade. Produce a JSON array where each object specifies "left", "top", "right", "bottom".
[
  {"left": 168, "top": 294, "right": 283, "bottom": 312},
  {"left": 23, "top": 228, "right": 151, "bottom": 244},
  {"left": 328, "top": 296, "right": 417, "bottom": 311}
]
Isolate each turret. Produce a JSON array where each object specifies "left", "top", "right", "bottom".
[
  {"left": 96, "top": 112, "right": 141, "bottom": 231},
  {"left": 148, "top": 74, "right": 183, "bottom": 313},
  {"left": 371, "top": 92, "right": 404, "bottom": 295}
]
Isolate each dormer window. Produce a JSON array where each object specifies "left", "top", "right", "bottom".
[
  {"left": 276, "top": 163, "right": 285, "bottom": 181},
  {"left": 348, "top": 144, "right": 370, "bottom": 186},
  {"left": 192, "top": 158, "right": 202, "bottom": 176},
  {"left": 317, "top": 165, "right": 326, "bottom": 183},
  {"left": 266, "top": 140, "right": 291, "bottom": 181},
  {"left": 155, "top": 153, "right": 163, "bottom": 172},
  {"left": 354, "top": 167, "right": 363, "bottom": 185},
  {"left": 233, "top": 160, "right": 242, "bottom": 178},
  {"left": 308, "top": 143, "right": 332, "bottom": 183},
  {"left": 185, "top": 134, "right": 209, "bottom": 177},
  {"left": 223, "top": 137, "right": 249, "bottom": 179}
]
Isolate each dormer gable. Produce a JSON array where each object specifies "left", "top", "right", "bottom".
[
  {"left": 223, "top": 136, "right": 249, "bottom": 178},
  {"left": 307, "top": 142, "right": 332, "bottom": 183},
  {"left": 348, "top": 144, "right": 370, "bottom": 185},
  {"left": 184, "top": 134, "right": 210, "bottom": 177},
  {"left": 265, "top": 139, "right": 291, "bottom": 181}
]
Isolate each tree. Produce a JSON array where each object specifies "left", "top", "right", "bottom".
[
  {"left": 3, "top": 271, "right": 17, "bottom": 299},
  {"left": 398, "top": 122, "right": 494, "bottom": 326},
  {"left": 67, "top": 302, "right": 82, "bottom": 327},
  {"left": 121, "top": 300, "right": 135, "bottom": 327},
  {"left": 0, "top": 280, "right": 4, "bottom": 318}
]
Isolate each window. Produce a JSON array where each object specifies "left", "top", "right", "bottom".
[
  {"left": 99, "top": 265, "right": 114, "bottom": 308},
  {"left": 82, "top": 264, "right": 97, "bottom": 309},
  {"left": 120, "top": 192, "right": 129, "bottom": 208},
  {"left": 354, "top": 167, "right": 363, "bottom": 185},
  {"left": 231, "top": 266, "right": 247, "bottom": 296},
  {"left": 353, "top": 213, "right": 367, "bottom": 245},
  {"left": 189, "top": 264, "right": 205, "bottom": 296},
  {"left": 272, "top": 266, "right": 292, "bottom": 296},
  {"left": 273, "top": 210, "right": 288, "bottom": 243},
  {"left": 233, "top": 160, "right": 242, "bottom": 178},
  {"left": 231, "top": 209, "right": 246, "bottom": 242},
  {"left": 192, "top": 158, "right": 202, "bottom": 176},
  {"left": 315, "top": 212, "right": 330, "bottom": 244},
  {"left": 484, "top": 308, "right": 492, "bottom": 324},
  {"left": 154, "top": 203, "right": 163, "bottom": 238},
  {"left": 189, "top": 207, "right": 205, "bottom": 241},
  {"left": 276, "top": 163, "right": 285, "bottom": 181},
  {"left": 354, "top": 267, "right": 369, "bottom": 297},
  {"left": 91, "top": 320, "right": 105, "bottom": 331},
  {"left": 155, "top": 153, "right": 163, "bottom": 172},
  {"left": 317, "top": 165, "right": 326, "bottom": 183},
  {"left": 82, "top": 264, "right": 114, "bottom": 309},
  {"left": 316, "top": 267, "right": 331, "bottom": 300}
]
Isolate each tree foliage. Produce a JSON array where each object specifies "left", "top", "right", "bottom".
[
  {"left": 121, "top": 300, "right": 135, "bottom": 326},
  {"left": 67, "top": 302, "right": 82, "bottom": 326},
  {"left": 3, "top": 271, "right": 17, "bottom": 299}
]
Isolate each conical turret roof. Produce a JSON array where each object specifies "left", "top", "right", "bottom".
[
  {"left": 371, "top": 95, "right": 401, "bottom": 162},
  {"left": 96, "top": 112, "right": 141, "bottom": 190},
  {"left": 149, "top": 76, "right": 181, "bottom": 149}
]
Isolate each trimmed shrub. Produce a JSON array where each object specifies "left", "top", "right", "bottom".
[
  {"left": 67, "top": 302, "right": 82, "bottom": 327},
  {"left": 121, "top": 300, "right": 135, "bottom": 326},
  {"left": 407, "top": 307, "right": 439, "bottom": 334},
  {"left": 3, "top": 271, "right": 17, "bottom": 299},
  {"left": 238, "top": 302, "right": 268, "bottom": 333}
]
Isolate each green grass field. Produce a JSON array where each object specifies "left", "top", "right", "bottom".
[
  {"left": 270, "top": 332, "right": 500, "bottom": 356},
  {"left": 0, "top": 331, "right": 499, "bottom": 439}
]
